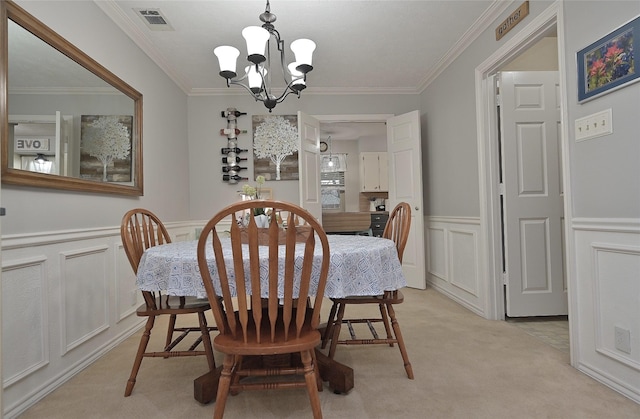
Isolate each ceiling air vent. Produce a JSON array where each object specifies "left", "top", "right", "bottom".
[{"left": 134, "top": 8, "right": 174, "bottom": 31}]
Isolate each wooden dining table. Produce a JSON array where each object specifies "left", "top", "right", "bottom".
[{"left": 136, "top": 234, "right": 407, "bottom": 402}]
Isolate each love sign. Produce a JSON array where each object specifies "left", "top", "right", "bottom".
[{"left": 15, "top": 138, "right": 50, "bottom": 151}]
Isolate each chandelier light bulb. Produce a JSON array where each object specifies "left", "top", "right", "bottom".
[
  {"left": 290, "top": 39, "right": 316, "bottom": 73},
  {"left": 242, "top": 26, "right": 270, "bottom": 64},
  {"left": 214, "top": 46, "right": 240, "bottom": 78},
  {"left": 288, "top": 62, "right": 306, "bottom": 91},
  {"left": 213, "top": 1, "right": 315, "bottom": 112},
  {"left": 246, "top": 65, "right": 267, "bottom": 93}
]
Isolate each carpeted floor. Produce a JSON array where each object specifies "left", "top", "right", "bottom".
[
  {"left": 18, "top": 288, "right": 640, "bottom": 418},
  {"left": 507, "top": 316, "right": 570, "bottom": 353}
]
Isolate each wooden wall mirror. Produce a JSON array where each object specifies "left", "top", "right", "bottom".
[{"left": 1, "top": 0, "right": 143, "bottom": 195}]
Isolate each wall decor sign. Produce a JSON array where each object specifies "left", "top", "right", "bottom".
[
  {"left": 252, "top": 114, "right": 299, "bottom": 181},
  {"left": 495, "top": 1, "right": 529, "bottom": 41},
  {"left": 14, "top": 137, "right": 50, "bottom": 151},
  {"left": 80, "top": 115, "right": 133, "bottom": 182},
  {"left": 577, "top": 15, "right": 639, "bottom": 103}
]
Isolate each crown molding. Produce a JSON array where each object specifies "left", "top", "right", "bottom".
[
  {"left": 94, "top": 0, "right": 192, "bottom": 94},
  {"left": 417, "top": 0, "right": 514, "bottom": 92},
  {"left": 188, "top": 86, "right": 420, "bottom": 97},
  {"left": 96, "top": 0, "right": 512, "bottom": 97}
]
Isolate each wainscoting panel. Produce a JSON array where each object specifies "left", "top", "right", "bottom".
[
  {"left": 592, "top": 243, "right": 640, "bottom": 371},
  {"left": 573, "top": 219, "right": 640, "bottom": 403},
  {"left": 1, "top": 256, "right": 49, "bottom": 388},
  {"left": 115, "top": 242, "right": 140, "bottom": 323},
  {"left": 60, "top": 245, "right": 110, "bottom": 354},
  {"left": 0, "top": 221, "right": 202, "bottom": 418},
  {"left": 426, "top": 217, "right": 485, "bottom": 317},
  {"left": 427, "top": 226, "right": 447, "bottom": 280},
  {"left": 449, "top": 228, "right": 480, "bottom": 297}
]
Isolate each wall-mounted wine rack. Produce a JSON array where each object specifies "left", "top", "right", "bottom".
[{"left": 220, "top": 107, "right": 248, "bottom": 184}]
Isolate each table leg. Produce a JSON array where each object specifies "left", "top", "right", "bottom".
[
  {"left": 193, "top": 348, "right": 354, "bottom": 403},
  {"left": 314, "top": 348, "right": 354, "bottom": 394},
  {"left": 194, "top": 366, "right": 222, "bottom": 404}
]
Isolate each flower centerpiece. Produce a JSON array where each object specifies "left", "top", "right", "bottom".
[{"left": 240, "top": 175, "right": 266, "bottom": 216}]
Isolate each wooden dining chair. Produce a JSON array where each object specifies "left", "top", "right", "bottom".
[
  {"left": 197, "top": 200, "right": 330, "bottom": 419},
  {"left": 120, "top": 208, "right": 216, "bottom": 397},
  {"left": 321, "top": 202, "right": 414, "bottom": 379}
]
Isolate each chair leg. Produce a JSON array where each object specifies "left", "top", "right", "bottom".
[
  {"left": 165, "top": 314, "right": 177, "bottom": 353},
  {"left": 301, "top": 350, "right": 323, "bottom": 419},
  {"left": 311, "top": 349, "right": 323, "bottom": 391},
  {"left": 214, "top": 354, "right": 235, "bottom": 419},
  {"left": 125, "top": 316, "right": 155, "bottom": 396},
  {"left": 386, "top": 303, "right": 414, "bottom": 379},
  {"left": 328, "top": 302, "right": 346, "bottom": 359},
  {"left": 229, "top": 355, "right": 243, "bottom": 396},
  {"left": 197, "top": 312, "right": 216, "bottom": 371},
  {"left": 379, "top": 303, "right": 395, "bottom": 347},
  {"left": 321, "top": 301, "right": 339, "bottom": 349}
]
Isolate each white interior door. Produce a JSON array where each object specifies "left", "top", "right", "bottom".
[
  {"left": 500, "top": 71, "right": 567, "bottom": 317},
  {"left": 297, "top": 111, "right": 322, "bottom": 223},
  {"left": 387, "top": 110, "right": 426, "bottom": 289}
]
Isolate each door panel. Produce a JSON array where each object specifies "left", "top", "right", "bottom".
[
  {"left": 387, "top": 111, "right": 425, "bottom": 289},
  {"left": 500, "top": 71, "right": 567, "bottom": 316},
  {"left": 297, "top": 111, "right": 322, "bottom": 222}
]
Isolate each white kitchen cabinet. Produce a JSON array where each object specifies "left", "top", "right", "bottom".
[{"left": 360, "top": 152, "right": 388, "bottom": 192}]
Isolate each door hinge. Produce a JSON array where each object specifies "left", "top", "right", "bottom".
[
  {"left": 496, "top": 94, "right": 502, "bottom": 106},
  {"left": 0, "top": 207, "right": 5, "bottom": 216},
  {"left": 502, "top": 271, "right": 508, "bottom": 285},
  {"left": 498, "top": 183, "right": 505, "bottom": 195}
]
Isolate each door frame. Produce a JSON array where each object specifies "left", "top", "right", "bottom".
[{"left": 474, "top": 3, "right": 578, "bottom": 363}]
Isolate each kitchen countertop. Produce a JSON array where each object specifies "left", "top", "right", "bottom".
[{"left": 322, "top": 212, "right": 372, "bottom": 233}]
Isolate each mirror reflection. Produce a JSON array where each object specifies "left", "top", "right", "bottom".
[{"left": 2, "top": 0, "right": 143, "bottom": 195}]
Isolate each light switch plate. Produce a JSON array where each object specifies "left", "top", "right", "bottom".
[{"left": 575, "top": 108, "right": 613, "bottom": 141}]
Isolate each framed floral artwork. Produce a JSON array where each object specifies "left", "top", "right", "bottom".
[{"left": 577, "top": 15, "right": 639, "bottom": 103}]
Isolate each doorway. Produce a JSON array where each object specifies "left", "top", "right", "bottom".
[
  {"left": 475, "top": 2, "right": 576, "bottom": 361},
  {"left": 475, "top": 3, "right": 578, "bottom": 360}
]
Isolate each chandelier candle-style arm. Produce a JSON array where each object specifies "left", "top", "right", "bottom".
[{"left": 213, "top": 0, "right": 315, "bottom": 112}]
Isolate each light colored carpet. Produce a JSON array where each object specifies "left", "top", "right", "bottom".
[{"left": 18, "top": 288, "right": 640, "bottom": 418}]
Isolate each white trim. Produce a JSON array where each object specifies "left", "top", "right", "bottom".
[
  {"left": 97, "top": 0, "right": 509, "bottom": 97},
  {"left": 572, "top": 218, "right": 640, "bottom": 233},
  {"left": 417, "top": 0, "right": 514, "bottom": 92},
  {"left": 473, "top": 2, "right": 578, "bottom": 364},
  {"left": 94, "top": 1, "right": 191, "bottom": 93},
  {"left": 313, "top": 114, "right": 394, "bottom": 123}
]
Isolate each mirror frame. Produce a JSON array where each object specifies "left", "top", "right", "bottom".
[{"left": 1, "top": 0, "right": 143, "bottom": 196}]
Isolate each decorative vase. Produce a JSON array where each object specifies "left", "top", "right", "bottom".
[{"left": 255, "top": 214, "right": 269, "bottom": 228}]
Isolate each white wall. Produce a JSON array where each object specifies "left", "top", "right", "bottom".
[
  {"left": 420, "top": 0, "right": 640, "bottom": 403},
  {"left": 187, "top": 94, "right": 418, "bottom": 221},
  {"left": 562, "top": 0, "right": 640, "bottom": 403},
  {"left": 2, "top": 1, "right": 194, "bottom": 416},
  {"left": 4, "top": 1, "right": 192, "bottom": 235},
  {"left": 563, "top": 2, "right": 640, "bottom": 218}
]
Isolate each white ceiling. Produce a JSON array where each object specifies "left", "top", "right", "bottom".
[{"left": 98, "top": 0, "right": 512, "bottom": 95}]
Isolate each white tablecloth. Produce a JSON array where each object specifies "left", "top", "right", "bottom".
[{"left": 136, "top": 234, "right": 407, "bottom": 299}]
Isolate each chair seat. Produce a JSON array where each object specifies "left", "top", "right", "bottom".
[
  {"left": 136, "top": 296, "right": 211, "bottom": 316},
  {"left": 331, "top": 290, "right": 404, "bottom": 305}
]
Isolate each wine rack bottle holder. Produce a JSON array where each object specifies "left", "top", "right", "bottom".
[{"left": 220, "top": 107, "right": 248, "bottom": 184}]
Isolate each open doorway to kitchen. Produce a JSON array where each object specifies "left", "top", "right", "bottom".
[{"left": 317, "top": 115, "right": 391, "bottom": 214}]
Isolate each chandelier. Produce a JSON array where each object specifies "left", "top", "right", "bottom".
[{"left": 213, "top": 0, "right": 315, "bottom": 112}]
